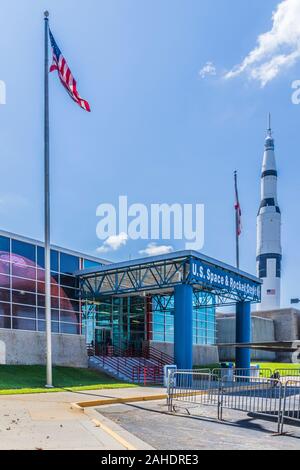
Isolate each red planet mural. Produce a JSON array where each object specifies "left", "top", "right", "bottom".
[{"left": 0, "top": 251, "right": 79, "bottom": 328}]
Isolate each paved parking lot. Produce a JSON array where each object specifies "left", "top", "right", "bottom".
[{"left": 98, "top": 400, "right": 300, "bottom": 450}]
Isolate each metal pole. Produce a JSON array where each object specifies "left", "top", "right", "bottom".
[
  {"left": 44, "top": 11, "right": 53, "bottom": 388},
  {"left": 235, "top": 213, "right": 239, "bottom": 269},
  {"left": 234, "top": 171, "right": 240, "bottom": 270}
]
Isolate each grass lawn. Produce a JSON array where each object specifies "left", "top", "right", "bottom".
[
  {"left": 194, "top": 362, "right": 300, "bottom": 376},
  {"left": 0, "top": 365, "right": 136, "bottom": 395},
  {"left": 254, "top": 362, "right": 300, "bottom": 375}
]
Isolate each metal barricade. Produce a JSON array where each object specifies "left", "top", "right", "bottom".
[
  {"left": 275, "top": 368, "right": 300, "bottom": 381},
  {"left": 168, "top": 369, "right": 300, "bottom": 435},
  {"left": 219, "top": 374, "right": 283, "bottom": 433},
  {"left": 212, "top": 368, "right": 273, "bottom": 380},
  {"left": 166, "top": 369, "right": 211, "bottom": 405},
  {"left": 168, "top": 371, "right": 220, "bottom": 415},
  {"left": 168, "top": 370, "right": 283, "bottom": 434},
  {"left": 280, "top": 379, "right": 300, "bottom": 434}
]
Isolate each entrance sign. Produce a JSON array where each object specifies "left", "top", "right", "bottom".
[
  {"left": 78, "top": 250, "right": 261, "bottom": 303},
  {"left": 189, "top": 259, "right": 261, "bottom": 302}
]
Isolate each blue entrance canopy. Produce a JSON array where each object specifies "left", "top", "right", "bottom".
[
  {"left": 77, "top": 250, "right": 262, "bottom": 370},
  {"left": 76, "top": 250, "right": 261, "bottom": 305}
]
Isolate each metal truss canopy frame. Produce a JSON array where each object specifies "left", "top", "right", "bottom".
[{"left": 76, "top": 250, "right": 262, "bottom": 308}]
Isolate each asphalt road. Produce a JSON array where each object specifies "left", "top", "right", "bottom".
[{"left": 98, "top": 400, "right": 300, "bottom": 450}]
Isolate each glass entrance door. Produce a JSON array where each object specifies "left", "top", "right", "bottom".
[{"left": 95, "top": 327, "right": 112, "bottom": 356}]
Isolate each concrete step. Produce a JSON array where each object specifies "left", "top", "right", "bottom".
[
  {"left": 89, "top": 356, "right": 164, "bottom": 384},
  {"left": 89, "top": 358, "right": 133, "bottom": 382}
]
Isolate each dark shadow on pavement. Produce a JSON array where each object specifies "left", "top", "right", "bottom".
[{"left": 104, "top": 400, "right": 300, "bottom": 439}]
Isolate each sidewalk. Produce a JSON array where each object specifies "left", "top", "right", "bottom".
[{"left": 0, "top": 386, "right": 164, "bottom": 450}]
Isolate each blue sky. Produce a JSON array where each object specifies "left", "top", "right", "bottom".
[{"left": 0, "top": 0, "right": 300, "bottom": 307}]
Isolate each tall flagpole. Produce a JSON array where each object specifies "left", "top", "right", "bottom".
[
  {"left": 234, "top": 170, "right": 240, "bottom": 270},
  {"left": 44, "top": 11, "right": 53, "bottom": 388}
]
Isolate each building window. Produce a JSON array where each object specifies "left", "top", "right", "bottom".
[
  {"left": 0, "top": 302, "right": 11, "bottom": 316},
  {"left": 0, "top": 316, "right": 11, "bottom": 329},
  {"left": 60, "top": 310, "right": 80, "bottom": 324},
  {"left": 12, "top": 277, "right": 36, "bottom": 293},
  {"left": 51, "top": 321, "right": 59, "bottom": 333},
  {"left": 12, "top": 317, "right": 37, "bottom": 331},
  {"left": 0, "top": 274, "right": 10, "bottom": 290},
  {"left": 51, "top": 250, "right": 59, "bottom": 272},
  {"left": 0, "top": 288, "right": 10, "bottom": 303},
  {"left": 83, "top": 259, "right": 102, "bottom": 269},
  {"left": 60, "top": 253, "right": 79, "bottom": 275},
  {"left": 12, "top": 304, "right": 36, "bottom": 319},
  {"left": 60, "top": 274, "right": 79, "bottom": 289},
  {"left": 12, "top": 290, "right": 36, "bottom": 306},
  {"left": 0, "top": 258, "right": 10, "bottom": 276},
  {"left": 60, "top": 286, "right": 79, "bottom": 300},
  {"left": 37, "top": 246, "right": 45, "bottom": 268},
  {"left": 60, "top": 298, "right": 79, "bottom": 312},
  {"left": 12, "top": 240, "right": 36, "bottom": 263},
  {"left": 0, "top": 236, "right": 10, "bottom": 252},
  {"left": 60, "top": 322, "right": 80, "bottom": 335}
]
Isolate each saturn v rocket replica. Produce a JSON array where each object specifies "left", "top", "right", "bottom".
[{"left": 256, "top": 117, "right": 282, "bottom": 310}]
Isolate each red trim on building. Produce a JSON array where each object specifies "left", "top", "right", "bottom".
[{"left": 146, "top": 294, "right": 153, "bottom": 341}]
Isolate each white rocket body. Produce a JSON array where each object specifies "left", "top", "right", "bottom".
[{"left": 256, "top": 126, "right": 281, "bottom": 310}]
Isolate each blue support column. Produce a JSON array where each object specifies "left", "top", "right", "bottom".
[
  {"left": 235, "top": 301, "right": 251, "bottom": 370},
  {"left": 174, "top": 284, "right": 193, "bottom": 370}
]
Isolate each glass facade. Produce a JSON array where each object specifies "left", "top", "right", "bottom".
[
  {"left": 0, "top": 232, "right": 216, "bottom": 347},
  {"left": 151, "top": 294, "right": 216, "bottom": 345},
  {"left": 81, "top": 292, "right": 216, "bottom": 352},
  {"left": 82, "top": 296, "right": 146, "bottom": 354},
  {"left": 0, "top": 234, "right": 102, "bottom": 335}
]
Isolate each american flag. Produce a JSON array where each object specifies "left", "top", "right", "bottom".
[
  {"left": 234, "top": 171, "right": 242, "bottom": 236},
  {"left": 267, "top": 289, "right": 276, "bottom": 295},
  {"left": 49, "top": 30, "right": 91, "bottom": 112}
]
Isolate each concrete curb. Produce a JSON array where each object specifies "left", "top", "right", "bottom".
[
  {"left": 71, "top": 393, "right": 164, "bottom": 450},
  {"left": 72, "top": 393, "right": 167, "bottom": 409},
  {"left": 84, "top": 408, "right": 154, "bottom": 451}
]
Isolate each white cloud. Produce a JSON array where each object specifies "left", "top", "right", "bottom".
[
  {"left": 225, "top": 0, "right": 300, "bottom": 87},
  {"left": 199, "top": 62, "right": 216, "bottom": 79},
  {"left": 97, "top": 232, "right": 128, "bottom": 253},
  {"left": 139, "top": 243, "right": 173, "bottom": 257}
]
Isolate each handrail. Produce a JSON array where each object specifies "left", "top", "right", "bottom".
[
  {"left": 132, "top": 365, "right": 163, "bottom": 385},
  {"left": 86, "top": 343, "right": 95, "bottom": 357},
  {"left": 92, "top": 355, "right": 136, "bottom": 380},
  {"left": 90, "top": 342, "right": 173, "bottom": 385},
  {"left": 91, "top": 347, "right": 165, "bottom": 383},
  {"left": 92, "top": 342, "right": 173, "bottom": 363},
  {"left": 106, "top": 344, "right": 157, "bottom": 368},
  {"left": 142, "top": 344, "right": 174, "bottom": 365}
]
